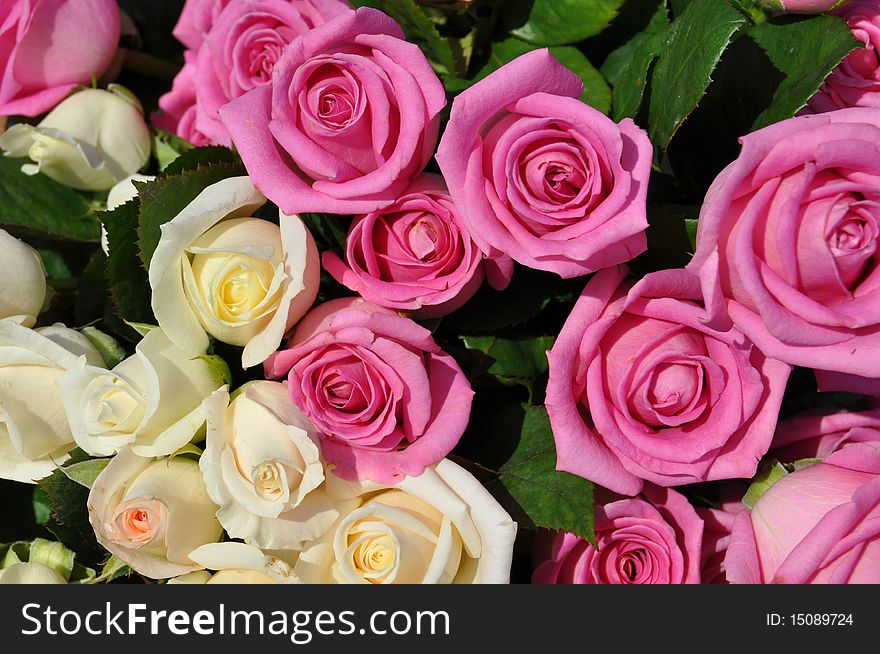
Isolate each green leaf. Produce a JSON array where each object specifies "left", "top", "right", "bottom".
[
  {"left": 743, "top": 460, "right": 789, "bottom": 509},
  {"left": 648, "top": 0, "right": 747, "bottom": 150},
  {"left": 37, "top": 249, "right": 72, "bottom": 279},
  {"left": 101, "top": 199, "right": 155, "bottom": 324},
  {"left": 199, "top": 353, "right": 233, "bottom": 387},
  {"left": 125, "top": 321, "right": 159, "bottom": 337},
  {"left": 60, "top": 458, "right": 112, "bottom": 489},
  {"left": 497, "top": 405, "right": 595, "bottom": 543},
  {"left": 300, "top": 212, "right": 349, "bottom": 257},
  {"left": 684, "top": 217, "right": 699, "bottom": 252},
  {"left": 81, "top": 326, "right": 127, "bottom": 368},
  {"left": 162, "top": 145, "right": 240, "bottom": 175},
  {"left": 452, "top": 38, "right": 611, "bottom": 113},
  {"left": 37, "top": 453, "right": 102, "bottom": 557},
  {"left": 462, "top": 335, "right": 554, "bottom": 384},
  {"left": 93, "top": 555, "right": 133, "bottom": 584},
  {"left": 0, "top": 156, "right": 101, "bottom": 242},
  {"left": 32, "top": 487, "right": 51, "bottom": 525},
  {"left": 136, "top": 161, "right": 245, "bottom": 269},
  {"left": 602, "top": 2, "right": 669, "bottom": 121},
  {"left": 749, "top": 15, "right": 860, "bottom": 130},
  {"left": 505, "top": 0, "right": 625, "bottom": 46}
]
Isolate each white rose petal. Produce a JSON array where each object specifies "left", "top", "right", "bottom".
[
  {"left": 149, "top": 177, "right": 319, "bottom": 368},
  {"left": 201, "top": 382, "right": 340, "bottom": 550},
  {"left": 0, "top": 86, "right": 151, "bottom": 191},
  {"left": 0, "top": 562, "right": 67, "bottom": 584},
  {"left": 0, "top": 321, "right": 103, "bottom": 483},
  {"left": 88, "top": 447, "right": 223, "bottom": 579},
  {"left": 58, "top": 327, "right": 224, "bottom": 457},
  {"left": 167, "top": 542, "right": 301, "bottom": 584},
  {"left": 0, "top": 230, "right": 46, "bottom": 327},
  {"left": 295, "top": 459, "right": 517, "bottom": 584}
]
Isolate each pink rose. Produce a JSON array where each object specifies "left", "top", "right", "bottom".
[
  {"left": 0, "top": 0, "right": 120, "bottom": 117},
  {"left": 173, "top": 0, "right": 232, "bottom": 50},
  {"left": 689, "top": 109, "right": 880, "bottom": 383},
  {"left": 532, "top": 485, "right": 703, "bottom": 584},
  {"left": 435, "top": 49, "right": 652, "bottom": 280},
  {"left": 221, "top": 8, "right": 446, "bottom": 214},
  {"left": 758, "top": 0, "right": 849, "bottom": 13},
  {"left": 153, "top": 52, "right": 212, "bottom": 146},
  {"left": 725, "top": 443, "right": 880, "bottom": 583},
  {"left": 808, "top": 1, "right": 879, "bottom": 112},
  {"left": 546, "top": 266, "right": 790, "bottom": 496},
  {"left": 321, "top": 174, "right": 487, "bottom": 318},
  {"left": 189, "top": 0, "right": 350, "bottom": 145},
  {"left": 771, "top": 408, "right": 880, "bottom": 462},
  {"left": 264, "top": 298, "right": 473, "bottom": 483}
]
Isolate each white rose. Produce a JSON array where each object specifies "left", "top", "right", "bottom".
[
  {"left": 0, "top": 321, "right": 104, "bottom": 483},
  {"left": 201, "top": 382, "right": 339, "bottom": 550},
  {"left": 149, "top": 176, "right": 319, "bottom": 368},
  {"left": 88, "top": 447, "right": 223, "bottom": 579},
  {"left": 168, "top": 542, "right": 300, "bottom": 584},
  {"left": 0, "top": 230, "right": 46, "bottom": 327},
  {"left": 58, "top": 327, "right": 225, "bottom": 458},
  {"left": 295, "top": 459, "right": 517, "bottom": 584},
  {"left": 0, "top": 562, "right": 66, "bottom": 584},
  {"left": 0, "top": 86, "right": 151, "bottom": 191}
]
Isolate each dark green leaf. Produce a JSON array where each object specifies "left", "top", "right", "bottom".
[
  {"left": 37, "top": 450, "right": 101, "bottom": 558},
  {"left": 101, "top": 200, "right": 154, "bottom": 324},
  {"left": 648, "top": 0, "right": 746, "bottom": 150},
  {"left": 749, "top": 15, "right": 860, "bottom": 130},
  {"left": 32, "top": 487, "right": 50, "bottom": 525},
  {"left": 37, "top": 249, "right": 72, "bottom": 279},
  {"left": 301, "top": 212, "right": 350, "bottom": 257},
  {"left": 137, "top": 162, "right": 245, "bottom": 269},
  {"left": 504, "top": 0, "right": 625, "bottom": 46},
  {"left": 60, "top": 458, "right": 112, "bottom": 489},
  {"left": 162, "top": 146, "right": 240, "bottom": 175},
  {"left": 0, "top": 156, "right": 101, "bottom": 242},
  {"left": 602, "top": 2, "right": 669, "bottom": 121},
  {"left": 497, "top": 405, "right": 595, "bottom": 543},
  {"left": 462, "top": 335, "right": 554, "bottom": 383}
]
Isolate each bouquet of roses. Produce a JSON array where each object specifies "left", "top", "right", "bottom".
[{"left": 0, "top": 0, "right": 878, "bottom": 586}]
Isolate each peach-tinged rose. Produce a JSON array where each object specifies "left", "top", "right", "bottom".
[
  {"left": 58, "top": 327, "right": 225, "bottom": 458},
  {"left": 149, "top": 177, "right": 319, "bottom": 368},
  {"left": 0, "top": 321, "right": 104, "bottom": 483},
  {"left": 201, "top": 382, "right": 339, "bottom": 549},
  {"left": 169, "top": 542, "right": 301, "bottom": 584},
  {"left": 88, "top": 447, "right": 223, "bottom": 579},
  {"left": 0, "top": 229, "right": 46, "bottom": 327},
  {"left": 0, "top": 86, "right": 151, "bottom": 191},
  {"left": 294, "top": 459, "right": 516, "bottom": 584}
]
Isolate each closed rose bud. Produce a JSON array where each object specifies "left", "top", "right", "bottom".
[
  {"left": 0, "top": 321, "right": 104, "bottom": 484},
  {"left": 0, "top": 562, "right": 66, "bottom": 585},
  {"left": 757, "top": 0, "right": 849, "bottom": 13},
  {"left": 0, "top": 86, "right": 151, "bottom": 191},
  {"left": 88, "top": 447, "right": 223, "bottom": 579},
  {"left": 0, "top": 229, "right": 46, "bottom": 327}
]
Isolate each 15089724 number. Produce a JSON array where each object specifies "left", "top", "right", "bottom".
[{"left": 790, "top": 614, "right": 854, "bottom": 626}]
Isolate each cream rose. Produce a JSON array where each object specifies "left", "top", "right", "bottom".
[
  {"left": 149, "top": 176, "right": 319, "bottom": 368},
  {"left": 57, "top": 327, "right": 226, "bottom": 458},
  {"left": 0, "top": 321, "right": 104, "bottom": 483},
  {"left": 295, "top": 459, "right": 517, "bottom": 584},
  {"left": 88, "top": 447, "right": 223, "bottom": 579},
  {"left": 0, "top": 562, "right": 66, "bottom": 584},
  {"left": 0, "top": 86, "right": 151, "bottom": 191},
  {"left": 0, "top": 230, "right": 46, "bottom": 327},
  {"left": 168, "top": 542, "right": 301, "bottom": 584},
  {"left": 201, "top": 382, "right": 339, "bottom": 549}
]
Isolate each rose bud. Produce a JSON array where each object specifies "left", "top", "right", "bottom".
[
  {"left": 0, "top": 563, "right": 66, "bottom": 585},
  {"left": 757, "top": 0, "right": 849, "bottom": 13},
  {"left": 149, "top": 177, "right": 320, "bottom": 369},
  {"left": 89, "top": 447, "right": 223, "bottom": 579},
  {"left": 0, "top": 0, "right": 121, "bottom": 117},
  {"left": 0, "top": 321, "right": 104, "bottom": 483},
  {"left": 57, "top": 327, "right": 226, "bottom": 458},
  {"left": 0, "top": 229, "right": 46, "bottom": 327},
  {"left": 0, "top": 86, "right": 151, "bottom": 191}
]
